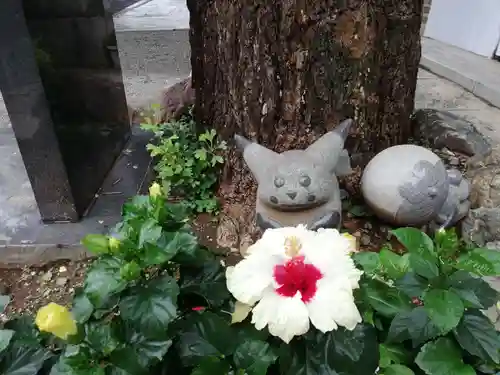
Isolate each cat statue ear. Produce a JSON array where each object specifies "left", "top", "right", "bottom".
[
  {"left": 234, "top": 134, "right": 278, "bottom": 183},
  {"left": 305, "top": 119, "right": 353, "bottom": 176}
]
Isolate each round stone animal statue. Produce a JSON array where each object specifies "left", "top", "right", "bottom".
[
  {"left": 235, "top": 119, "right": 354, "bottom": 231},
  {"left": 361, "top": 144, "right": 470, "bottom": 227}
]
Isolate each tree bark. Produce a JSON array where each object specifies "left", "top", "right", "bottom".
[{"left": 188, "top": 0, "right": 422, "bottom": 199}]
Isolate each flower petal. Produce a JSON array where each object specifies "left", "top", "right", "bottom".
[
  {"left": 231, "top": 301, "right": 253, "bottom": 324},
  {"left": 35, "top": 303, "right": 77, "bottom": 340},
  {"left": 251, "top": 289, "right": 310, "bottom": 343},
  {"left": 307, "top": 278, "right": 362, "bottom": 332},
  {"left": 226, "top": 252, "right": 280, "bottom": 305},
  {"left": 248, "top": 225, "right": 315, "bottom": 258},
  {"left": 302, "top": 229, "right": 363, "bottom": 287}
]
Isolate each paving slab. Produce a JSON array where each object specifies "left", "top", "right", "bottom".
[
  {"left": 113, "top": 0, "right": 189, "bottom": 32},
  {"left": 421, "top": 37, "right": 500, "bottom": 109},
  {"left": 109, "top": 0, "right": 146, "bottom": 14},
  {"left": 416, "top": 68, "right": 500, "bottom": 144},
  {"left": 116, "top": 29, "right": 190, "bottom": 111}
]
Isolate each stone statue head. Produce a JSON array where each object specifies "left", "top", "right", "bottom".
[{"left": 234, "top": 119, "right": 353, "bottom": 211}]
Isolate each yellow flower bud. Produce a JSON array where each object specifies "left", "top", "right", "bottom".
[
  {"left": 149, "top": 182, "right": 162, "bottom": 198},
  {"left": 108, "top": 236, "right": 121, "bottom": 251},
  {"left": 342, "top": 233, "right": 358, "bottom": 254},
  {"left": 35, "top": 303, "right": 77, "bottom": 340}
]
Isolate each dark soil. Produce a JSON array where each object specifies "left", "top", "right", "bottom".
[{"left": 0, "top": 259, "right": 91, "bottom": 321}]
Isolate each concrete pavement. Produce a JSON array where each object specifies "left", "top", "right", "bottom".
[{"left": 113, "top": 0, "right": 189, "bottom": 32}]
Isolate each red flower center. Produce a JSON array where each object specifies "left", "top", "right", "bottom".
[{"left": 273, "top": 256, "right": 323, "bottom": 303}]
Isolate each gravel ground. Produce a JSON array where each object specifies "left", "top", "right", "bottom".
[{"left": 0, "top": 260, "right": 91, "bottom": 320}]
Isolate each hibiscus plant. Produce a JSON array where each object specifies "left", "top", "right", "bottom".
[
  {"left": 355, "top": 227, "right": 500, "bottom": 375},
  {"left": 0, "top": 183, "right": 498, "bottom": 375}
]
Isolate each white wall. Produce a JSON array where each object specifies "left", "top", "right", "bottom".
[{"left": 424, "top": 0, "right": 500, "bottom": 57}]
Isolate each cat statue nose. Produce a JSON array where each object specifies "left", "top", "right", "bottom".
[{"left": 287, "top": 192, "right": 297, "bottom": 200}]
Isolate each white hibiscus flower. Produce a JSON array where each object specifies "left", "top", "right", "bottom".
[{"left": 226, "top": 225, "right": 363, "bottom": 343}]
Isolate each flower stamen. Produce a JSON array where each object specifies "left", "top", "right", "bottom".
[{"left": 284, "top": 236, "right": 302, "bottom": 257}]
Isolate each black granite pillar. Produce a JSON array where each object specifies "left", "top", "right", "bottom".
[{"left": 0, "top": 0, "right": 130, "bottom": 222}]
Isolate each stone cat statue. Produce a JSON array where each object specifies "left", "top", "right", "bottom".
[
  {"left": 235, "top": 119, "right": 353, "bottom": 231},
  {"left": 361, "top": 145, "right": 470, "bottom": 227}
]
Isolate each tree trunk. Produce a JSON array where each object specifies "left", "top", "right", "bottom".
[{"left": 187, "top": 0, "right": 422, "bottom": 204}]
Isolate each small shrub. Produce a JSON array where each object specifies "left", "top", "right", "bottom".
[
  {"left": 141, "top": 107, "right": 226, "bottom": 214},
  {"left": 354, "top": 227, "right": 500, "bottom": 375},
  {"left": 0, "top": 186, "right": 498, "bottom": 375}
]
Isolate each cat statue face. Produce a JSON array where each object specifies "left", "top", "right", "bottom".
[
  {"left": 253, "top": 151, "right": 338, "bottom": 210},
  {"left": 235, "top": 119, "right": 353, "bottom": 213}
]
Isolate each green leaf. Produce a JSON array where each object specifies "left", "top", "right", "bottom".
[
  {"left": 48, "top": 357, "right": 75, "bottom": 375},
  {"left": 391, "top": 228, "right": 439, "bottom": 279},
  {"left": 71, "top": 290, "right": 94, "bottom": 324},
  {"left": 424, "top": 289, "right": 464, "bottom": 334},
  {"left": 213, "top": 155, "right": 224, "bottom": 164},
  {"left": 84, "top": 256, "right": 127, "bottom": 308},
  {"left": 120, "top": 261, "right": 142, "bottom": 281},
  {"left": 0, "top": 330, "right": 14, "bottom": 353},
  {"left": 454, "top": 310, "right": 500, "bottom": 364},
  {"left": 448, "top": 271, "right": 498, "bottom": 309},
  {"left": 4, "top": 316, "right": 41, "bottom": 346},
  {"left": 409, "top": 252, "right": 440, "bottom": 280},
  {"left": 170, "top": 231, "right": 198, "bottom": 256},
  {"left": 455, "top": 248, "right": 500, "bottom": 276},
  {"left": 0, "top": 341, "right": 52, "bottom": 375},
  {"left": 391, "top": 228, "right": 435, "bottom": 254},
  {"left": 388, "top": 307, "right": 441, "bottom": 347},
  {"left": 380, "top": 249, "right": 408, "bottom": 279},
  {"left": 415, "top": 337, "right": 476, "bottom": 375},
  {"left": 233, "top": 339, "right": 278, "bottom": 375},
  {"left": 180, "top": 259, "right": 230, "bottom": 307},
  {"left": 435, "top": 228, "right": 459, "bottom": 258},
  {"left": 50, "top": 345, "right": 104, "bottom": 375},
  {"left": 81, "top": 234, "right": 110, "bottom": 254},
  {"left": 362, "top": 280, "right": 412, "bottom": 317},
  {"left": 173, "top": 246, "right": 215, "bottom": 268},
  {"left": 280, "top": 324, "right": 379, "bottom": 375},
  {"left": 353, "top": 252, "right": 380, "bottom": 275},
  {"left": 407, "top": 308, "right": 443, "bottom": 347},
  {"left": 122, "top": 195, "right": 150, "bottom": 217},
  {"left": 233, "top": 321, "right": 270, "bottom": 344},
  {"left": 379, "top": 343, "right": 408, "bottom": 368},
  {"left": 144, "top": 231, "right": 198, "bottom": 266},
  {"left": 0, "top": 295, "right": 10, "bottom": 313},
  {"left": 387, "top": 310, "right": 413, "bottom": 343},
  {"left": 177, "top": 312, "right": 237, "bottom": 367},
  {"left": 349, "top": 205, "right": 370, "bottom": 217},
  {"left": 396, "top": 272, "right": 428, "bottom": 298},
  {"left": 194, "top": 149, "right": 207, "bottom": 161},
  {"left": 475, "top": 248, "right": 500, "bottom": 273},
  {"left": 384, "top": 364, "right": 415, "bottom": 375},
  {"left": 138, "top": 219, "right": 163, "bottom": 248},
  {"left": 84, "top": 322, "right": 119, "bottom": 355},
  {"left": 191, "top": 357, "right": 230, "bottom": 375},
  {"left": 110, "top": 318, "right": 172, "bottom": 372},
  {"left": 119, "top": 274, "right": 178, "bottom": 337}
]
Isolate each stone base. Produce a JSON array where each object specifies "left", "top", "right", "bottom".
[
  {"left": 0, "top": 127, "right": 153, "bottom": 266},
  {"left": 255, "top": 199, "right": 342, "bottom": 231}
]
